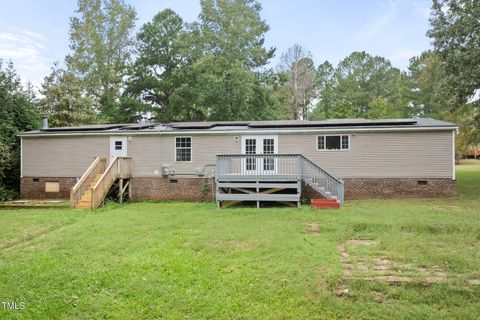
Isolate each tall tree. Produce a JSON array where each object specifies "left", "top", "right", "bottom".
[
  {"left": 0, "top": 60, "right": 38, "bottom": 199},
  {"left": 39, "top": 64, "right": 96, "bottom": 127},
  {"left": 66, "top": 0, "right": 137, "bottom": 122},
  {"left": 427, "top": 0, "right": 480, "bottom": 104},
  {"left": 312, "top": 51, "right": 407, "bottom": 119},
  {"left": 277, "top": 44, "right": 316, "bottom": 120},
  {"left": 312, "top": 60, "right": 335, "bottom": 120},
  {"left": 407, "top": 51, "right": 452, "bottom": 118},
  {"left": 127, "top": 9, "right": 202, "bottom": 122},
  {"left": 195, "top": 0, "right": 275, "bottom": 120}
]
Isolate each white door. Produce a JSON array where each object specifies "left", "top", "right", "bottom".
[
  {"left": 110, "top": 137, "right": 128, "bottom": 162},
  {"left": 241, "top": 136, "right": 278, "bottom": 174}
]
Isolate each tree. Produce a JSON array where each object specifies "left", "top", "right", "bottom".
[
  {"left": 195, "top": 0, "right": 276, "bottom": 120},
  {"left": 0, "top": 60, "right": 38, "bottom": 198},
  {"left": 267, "top": 72, "right": 293, "bottom": 119},
  {"left": 427, "top": 0, "right": 480, "bottom": 104},
  {"left": 277, "top": 44, "right": 316, "bottom": 120},
  {"left": 367, "top": 97, "right": 391, "bottom": 119},
  {"left": 39, "top": 64, "right": 97, "bottom": 127},
  {"left": 311, "top": 51, "right": 407, "bottom": 119},
  {"left": 407, "top": 51, "right": 452, "bottom": 118},
  {"left": 66, "top": 0, "right": 137, "bottom": 122},
  {"left": 312, "top": 61, "right": 335, "bottom": 120},
  {"left": 127, "top": 9, "right": 202, "bottom": 122}
]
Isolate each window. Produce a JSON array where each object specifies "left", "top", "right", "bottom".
[
  {"left": 115, "top": 141, "right": 123, "bottom": 150},
  {"left": 176, "top": 137, "right": 192, "bottom": 162},
  {"left": 317, "top": 135, "right": 350, "bottom": 151}
]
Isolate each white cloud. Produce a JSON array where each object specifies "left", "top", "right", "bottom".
[
  {"left": 356, "top": 0, "right": 399, "bottom": 43},
  {"left": 352, "top": 0, "right": 431, "bottom": 70},
  {"left": 0, "top": 28, "right": 51, "bottom": 89},
  {"left": 411, "top": 0, "right": 431, "bottom": 19}
]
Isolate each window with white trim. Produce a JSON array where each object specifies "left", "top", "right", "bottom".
[
  {"left": 317, "top": 135, "right": 349, "bottom": 151},
  {"left": 176, "top": 137, "right": 192, "bottom": 162}
]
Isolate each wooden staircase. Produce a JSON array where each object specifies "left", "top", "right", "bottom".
[
  {"left": 74, "top": 174, "right": 103, "bottom": 209},
  {"left": 70, "top": 157, "right": 132, "bottom": 209}
]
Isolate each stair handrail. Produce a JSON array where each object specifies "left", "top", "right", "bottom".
[
  {"left": 70, "top": 156, "right": 106, "bottom": 208},
  {"left": 91, "top": 157, "right": 132, "bottom": 209},
  {"left": 300, "top": 155, "right": 344, "bottom": 205},
  {"left": 300, "top": 155, "right": 343, "bottom": 183}
]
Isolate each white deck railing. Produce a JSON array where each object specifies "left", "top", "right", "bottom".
[{"left": 216, "top": 154, "right": 344, "bottom": 205}]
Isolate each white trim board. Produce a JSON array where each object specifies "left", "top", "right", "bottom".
[
  {"left": 20, "top": 137, "right": 23, "bottom": 178},
  {"left": 452, "top": 130, "right": 456, "bottom": 180}
]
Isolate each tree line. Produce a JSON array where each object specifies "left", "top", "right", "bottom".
[{"left": 0, "top": 0, "right": 479, "bottom": 199}]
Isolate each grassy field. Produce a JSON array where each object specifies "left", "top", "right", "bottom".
[{"left": 0, "top": 161, "right": 479, "bottom": 319}]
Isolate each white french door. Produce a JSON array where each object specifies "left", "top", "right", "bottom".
[{"left": 241, "top": 136, "right": 278, "bottom": 174}]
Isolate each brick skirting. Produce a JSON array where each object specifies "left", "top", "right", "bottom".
[
  {"left": 343, "top": 178, "right": 457, "bottom": 199},
  {"left": 130, "top": 177, "right": 215, "bottom": 202},
  {"left": 21, "top": 177, "right": 77, "bottom": 199},
  {"left": 20, "top": 176, "right": 456, "bottom": 201}
]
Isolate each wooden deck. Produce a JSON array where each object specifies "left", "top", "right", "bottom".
[{"left": 215, "top": 154, "right": 344, "bottom": 208}]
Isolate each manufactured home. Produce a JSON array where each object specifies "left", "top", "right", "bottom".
[{"left": 19, "top": 118, "right": 458, "bottom": 209}]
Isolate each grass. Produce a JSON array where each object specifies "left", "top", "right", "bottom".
[{"left": 0, "top": 161, "right": 479, "bottom": 319}]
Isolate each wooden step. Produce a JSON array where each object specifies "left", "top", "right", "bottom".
[
  {"left": 76, "top": 174, "right": 103, "bottom": 206},
  {"left": 75, "top": 201, "right": 92, "bottom": 209},
  {"left": 311, "top": 198, "right": 340, "bottom": 209}
]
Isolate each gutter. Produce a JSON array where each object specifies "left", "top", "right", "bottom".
[{"left": 18, "top": 125, "right": 460, "bottom": 138}]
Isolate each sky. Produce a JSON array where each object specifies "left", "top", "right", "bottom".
[{"left": 0, "top": 0, "right": 433, "bottom": 89}]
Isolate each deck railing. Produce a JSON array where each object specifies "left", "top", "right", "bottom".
[
  {"left": 301, "top": 155, "right": 344, "bottom": 205},
  {"left": 91, "top": 157, "right": 132, "bottom": 209},
  {"left": 70, "top": 157, "right": 106, "bottom": 208},
  {"left": 216, "top": 154, "right": 344, "bottom": 205},
  {"left": 216, "top": 154, "right": 302, "bottom": 181}
]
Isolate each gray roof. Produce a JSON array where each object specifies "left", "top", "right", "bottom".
[{"left": 19, "top": 118, "right": 458, "bottom": 136}]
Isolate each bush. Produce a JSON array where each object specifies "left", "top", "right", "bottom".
[{"left": 0, "top": 184, "right": 18, "bottom": 201}]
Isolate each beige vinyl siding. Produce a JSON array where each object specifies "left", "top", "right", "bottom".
[
  {"left": 22, "top": 137, "right": 109, "bottom": 177},
  {"left": 127, "top": 136, "right": 162, "bottom": 177},
  {"left": 129, "top": 134, "right": 240, "bottom": 177},
  {"left": 21, "top": 130, "right": 454, "bottom": 179},
  {"left": 279, "top": 131, "right": 454, "bottom": 178}
]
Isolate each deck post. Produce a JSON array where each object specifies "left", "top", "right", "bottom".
[
  {"left": 256, "top": 181, "right": 260, "bottom": 208},
  {"left": 297, "top": 179, "right": 301, "bottom": 208},
  {"left": 128, "top": 179, "right": 132, "bottom": 202},
  {"left": 119, "top": 178, "right": 123, "bottom": 204}
]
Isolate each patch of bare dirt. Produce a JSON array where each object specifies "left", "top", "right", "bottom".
[
  {"left": 335, "top": 284, "right": 349, "bottom": 297},
  {"left": 345, "top": 239, "right": 378, "bottom": 247},
  {"left": 338, "top": 239, "right": 448, "bottom": 284},
  {"left": 306, "top": 222, "right": 320, "bottom": 234},
  {"left": 372, "top": 291, "right": 389, "bottom": 302}
]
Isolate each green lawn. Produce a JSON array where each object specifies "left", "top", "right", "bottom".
[{"left": 1, "top": 161, "right": 479, "bottom": 319}]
